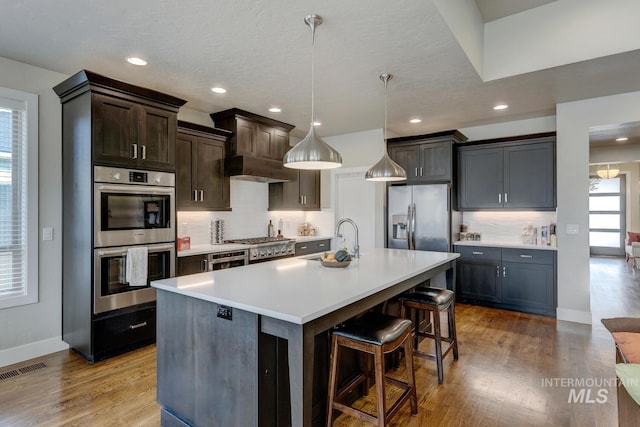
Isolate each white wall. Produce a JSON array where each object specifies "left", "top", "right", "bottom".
[{"left": 0, "top": 58, "right": 69, "bottom": 367}]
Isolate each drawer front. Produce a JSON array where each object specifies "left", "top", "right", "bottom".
[
  {"left": 502, "top": 248, "right": 554, "bottom": 265},
  {"left": 295, "top": 239, "right": 331, "bottom": 256},
  {"left": 94, "top": 306, "right": 156, "bottom": 360},
  {"left": 455, "top": 245, "right": 501, "bottom": 262}
]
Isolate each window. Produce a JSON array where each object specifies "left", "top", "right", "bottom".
[{"left": 0, "top": 87, "right": 38, "bottom": 309}]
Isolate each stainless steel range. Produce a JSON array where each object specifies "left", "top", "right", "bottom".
[{"left": 225, "top": 237, "right": 296, "bottom": 263}]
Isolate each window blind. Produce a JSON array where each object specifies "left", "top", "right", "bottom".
[{"left": 0, "top": 97, "right": 27, "bottom": 300}]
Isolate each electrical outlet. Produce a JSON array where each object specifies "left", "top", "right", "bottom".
[{"left": 217, "top": 305, "right": 232, "bottom": 321}]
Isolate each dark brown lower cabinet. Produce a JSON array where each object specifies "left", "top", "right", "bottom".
[{"left": 176, "top": 254, "right": 208, "bottom": 276}]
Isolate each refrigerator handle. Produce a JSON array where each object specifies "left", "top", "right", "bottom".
[
  {"left": 406, "top": 204, "right": 412, "bottom": 249},
  {"left": 408, "top": 203, "right": 416, "bottom": 250}
]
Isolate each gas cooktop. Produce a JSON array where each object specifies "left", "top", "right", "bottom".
[{"left": 225, "top": 237, "right": 294, "bottom": 245}]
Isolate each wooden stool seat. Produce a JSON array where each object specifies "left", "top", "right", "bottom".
[
  {"left": 399, "top": 286, "right": 459, "bottom": 384},
  {"left": 326, "top": 312, "right": 418, "bottom": 426}
]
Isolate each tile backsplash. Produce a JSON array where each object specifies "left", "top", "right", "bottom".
[
  {"left": 460, "top": 211, "right": 557, "bottom": 245},
  {"left": 178, "top": 179, "right": 333, "bottom": 246}
]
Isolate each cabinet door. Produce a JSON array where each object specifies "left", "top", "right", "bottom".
[
  {"left": 92, "top": 93, "right": 139, "bottom": 167},
  {"left": 299, "top": 170, "right": 320, "bottom": 209},
  {"left": 458, "top": 147, "right": 503, "bottom": 209},
  {"left": 273, "top": 129, "right": 289, "bottom": 161},
  {"left": 177, "top": 255, "right": 208, "bottom": 276},
  {"left": 197, "top": 137, "right": 229, "bottom": 210},
  {"left": 256, "top": 124, "right": 274, "bottom": 159},
  {"left": 235, "top": 118, "right": 257, "bottom": 156},
  {"left": 138, "top": 105, "right": 177, "bottom": 171},
  {"left": 419, "top": 142, "right": 451, "bottom": 182},
  {"left": 176, "top": 133, "right": 198, "bottom": 209},
  {"left": 503, "top": 142, "right": 555, "bottom": 209},
  {"left": 457, "top": 260, "right": 501, "bottom": 303},
  {"left": 501, "top": 261, "right": 555, "bottom": 314},
  {"left": 389, "top": 145, "right": 420, "bottom": 182}
]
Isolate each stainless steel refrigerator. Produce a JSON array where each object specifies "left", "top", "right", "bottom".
[{"left": 387, "top": 184, "right": 453, "bottom": 252}]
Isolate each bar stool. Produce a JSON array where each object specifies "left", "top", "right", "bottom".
[
  {"left": 399, "top": 287, "right": 458, "bottom": 384},
  {"left": 326, "top": 312, "right": 418, "bottom": 426}
]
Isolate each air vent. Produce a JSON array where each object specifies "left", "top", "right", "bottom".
[{"left": 0, "top": 361, "right": 47, "bottom": 382}]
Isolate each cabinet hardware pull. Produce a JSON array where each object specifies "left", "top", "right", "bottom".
[
  {"left": 520, "top": 254, "right": 533, "bottom": 258},
  {"left": 503, "top": 266, "right": 506, "bottom": 277},
  {"left": 496, "top": 265, "right": 500, "bottom": 277},
  {"left": 201, "top": 259, "right": 207, "bottom": 272},
  {"left": 199, "top": 190, "right": 204, "bottom": 202},
  {"left": 472, "top": 251, "right": 483, "bottom": 255},
  {"left": 300, "top": 246, "right": 307, "bottom": 250},
  {"left": 141, "top": 145, "right": 146, "bottom": 160},
  {"left": 132, "top": 143, "right": 138, "bottom": 159},
  {"left": 498, "top": 193, "right": 501, "bottom": 203},
  {"left": 319, "top": 243, "right": 325, "bottom": 247},
  {"left": 505, "top": 193, "right": 508, "bottom": 203},
  {"left": 129, "top": 322, "right": 147, "bottom": 330},
  {"left": 420, "top": 167, "right": 423, "bottom": 176},
  {"left": 193, "top": 190, "right": 198, "bottom": 201},
  {"left": 300, "top": 196, "right": 303, "bottom": 204},
  {"left": 415, "top": 167, "right": 418, "bottom": 177}
]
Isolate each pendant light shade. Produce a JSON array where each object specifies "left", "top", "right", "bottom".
[
  {"left": 596, "top": 164, "right": 620, "bottom": 179},
  {"left": 365, "top": 74, "right": 407, "bottom": 181},
  {"left": 283, "top": 14, "right": 342, "bottom": 170}
]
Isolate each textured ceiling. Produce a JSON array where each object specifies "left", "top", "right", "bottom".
[{"left": 1, "top": 0, "right": 639, "bottom": 141}]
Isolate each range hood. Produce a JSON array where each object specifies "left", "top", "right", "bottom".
[
  {"left": 225, "top": 155, "right": 297, "bottom": 183},
  {"left": 210, "top": 108, "right": 298, "bottom": 183}
]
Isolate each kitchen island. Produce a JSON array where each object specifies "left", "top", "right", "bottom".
[{"left": 152, "top": 248, "right": 459, "bottom": 426}]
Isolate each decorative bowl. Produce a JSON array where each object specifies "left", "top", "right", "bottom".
[{"left": 321, "top": 260, "right": 351, "bottom": 268}]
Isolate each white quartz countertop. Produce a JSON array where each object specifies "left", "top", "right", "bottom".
[
  {"left": 153, "top": 248, "right": 459, "bottom": 325},
  {"left": 454, "top": 240, "right": 557, "bottom": 251},
  {"left": 177, "top": 243, "right": 250, "bottom": 257}
]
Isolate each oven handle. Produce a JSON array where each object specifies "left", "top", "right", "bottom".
[
  {"left": 209, "top": 254, "right": 249, "bottom": 265},
  {"left": 95, "top": 183, "right": 175, "bottom": 195},
  {"left": 96, "top": 243, "right": 176, "bottom": 257}
]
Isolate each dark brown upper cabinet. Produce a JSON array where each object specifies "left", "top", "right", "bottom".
[
  {"left": 269, "top": 169, "right": 320, "bottom": 211},
  {"left": 456, "top": 133, "right": 556, "bottom": 210},
  {"left": 176, "top": 121, "right": 232, "bottom": 211},
  {"left": 54, "top": 70, "right": 186, "bottom": 172},
  {"left": 387, "top": 130, "right": 467, "bottom": 183}
]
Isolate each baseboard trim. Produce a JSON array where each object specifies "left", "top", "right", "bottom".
[
  {"left": 0, "top": 337, "right": 70, "bottom": 368},
  {"left": 556, "top": 307, "right": 592, "bottom": 324}
]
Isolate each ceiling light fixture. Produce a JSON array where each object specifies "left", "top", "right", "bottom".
[
  {"left": 211, "top": 87, "right": 227, "bottom": 94},
  {"left": 409, "top": 118, "right": 422, "bottom": 124},
  {"left": 126, "top": 57, "right": 147, "bottom": 66},
  {"left": 269, "top": 107, "right": 282, "bottom": 113},
  {"left": 493, "top": 104, "right": 508, "bottom": 110},
  {"left": 313, "top": 121, "right": 322, "bottom": 126},
  {"left": 616, "top": 137, "right": 628, "bottom": 142},
  {"left": 283, "top": 14, "right": 342, "bottom": 170},
  {"left": 596, "top": 164, "right": 620, "bottom": 179},
  {"left": 365, "top": 74, "right": 407, "bottom": 182}
]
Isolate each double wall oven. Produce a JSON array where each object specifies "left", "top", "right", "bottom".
[{"left": 93, "top": 166, "right": 175, "bottom": 314}]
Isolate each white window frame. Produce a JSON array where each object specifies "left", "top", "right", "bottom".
[{"left": 0, "top": 87, "right": 38, "bottom": 309}]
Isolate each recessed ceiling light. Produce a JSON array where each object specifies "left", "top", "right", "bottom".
[
  {"left": 269, "top": 107, "right": 282, "bottom": 113},
  {"left": 616, "top": 137, "right": 628, "bottom": 142},
  {"left": 409, "top": 118, "right": 422, "bottom": 124},
  {"left": 211, "top": 87, "right": 227, "bottom": 94},
  {"left": 493, "top": 104, "right": 508, "bottom": 110},
  {"left": 126, "top": 57, "right": 147, "bottom": 66},
  {"left": 313, "top": 121, "right": 322, "bottom": 126}
]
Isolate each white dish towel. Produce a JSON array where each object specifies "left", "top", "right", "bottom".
[{"left": 126, "top": 247, "right": 148, "bottom": 287}]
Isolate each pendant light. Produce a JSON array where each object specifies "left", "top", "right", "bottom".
[
  {"left": 596, "top": 164, "right": 620, "bottom": 179},
  {"left": 283, "top": 14, "right": 342, "bottom": 170},
  {"left": 365, "top": 74, "right": 407, "bottom": 181}
]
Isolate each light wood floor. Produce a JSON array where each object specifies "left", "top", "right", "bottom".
[{"left": 1, "top": 257, "right": 638, "bottom": 426}]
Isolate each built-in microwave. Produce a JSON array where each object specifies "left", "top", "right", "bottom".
[
  {"left": 93, "top": 242, "right": 175, "bottom": 314},
  {"left": 93, "top": 166, "right": 175, "bottom": 248}
]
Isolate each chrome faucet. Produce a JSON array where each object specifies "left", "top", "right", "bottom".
[{"left": 335, "top": 218, "right": 359, "bottom": 258}]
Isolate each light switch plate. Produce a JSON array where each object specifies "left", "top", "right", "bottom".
[
  {"left": 42, "top": 227, "right": 53, "bottom": 241},
  {"left": 566, "top": 224, "right": 579, "bottom": 235}
]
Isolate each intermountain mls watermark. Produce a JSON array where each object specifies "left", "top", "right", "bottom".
[{"left": 541, "top": 377, "right": 639, "bottom": 403}]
